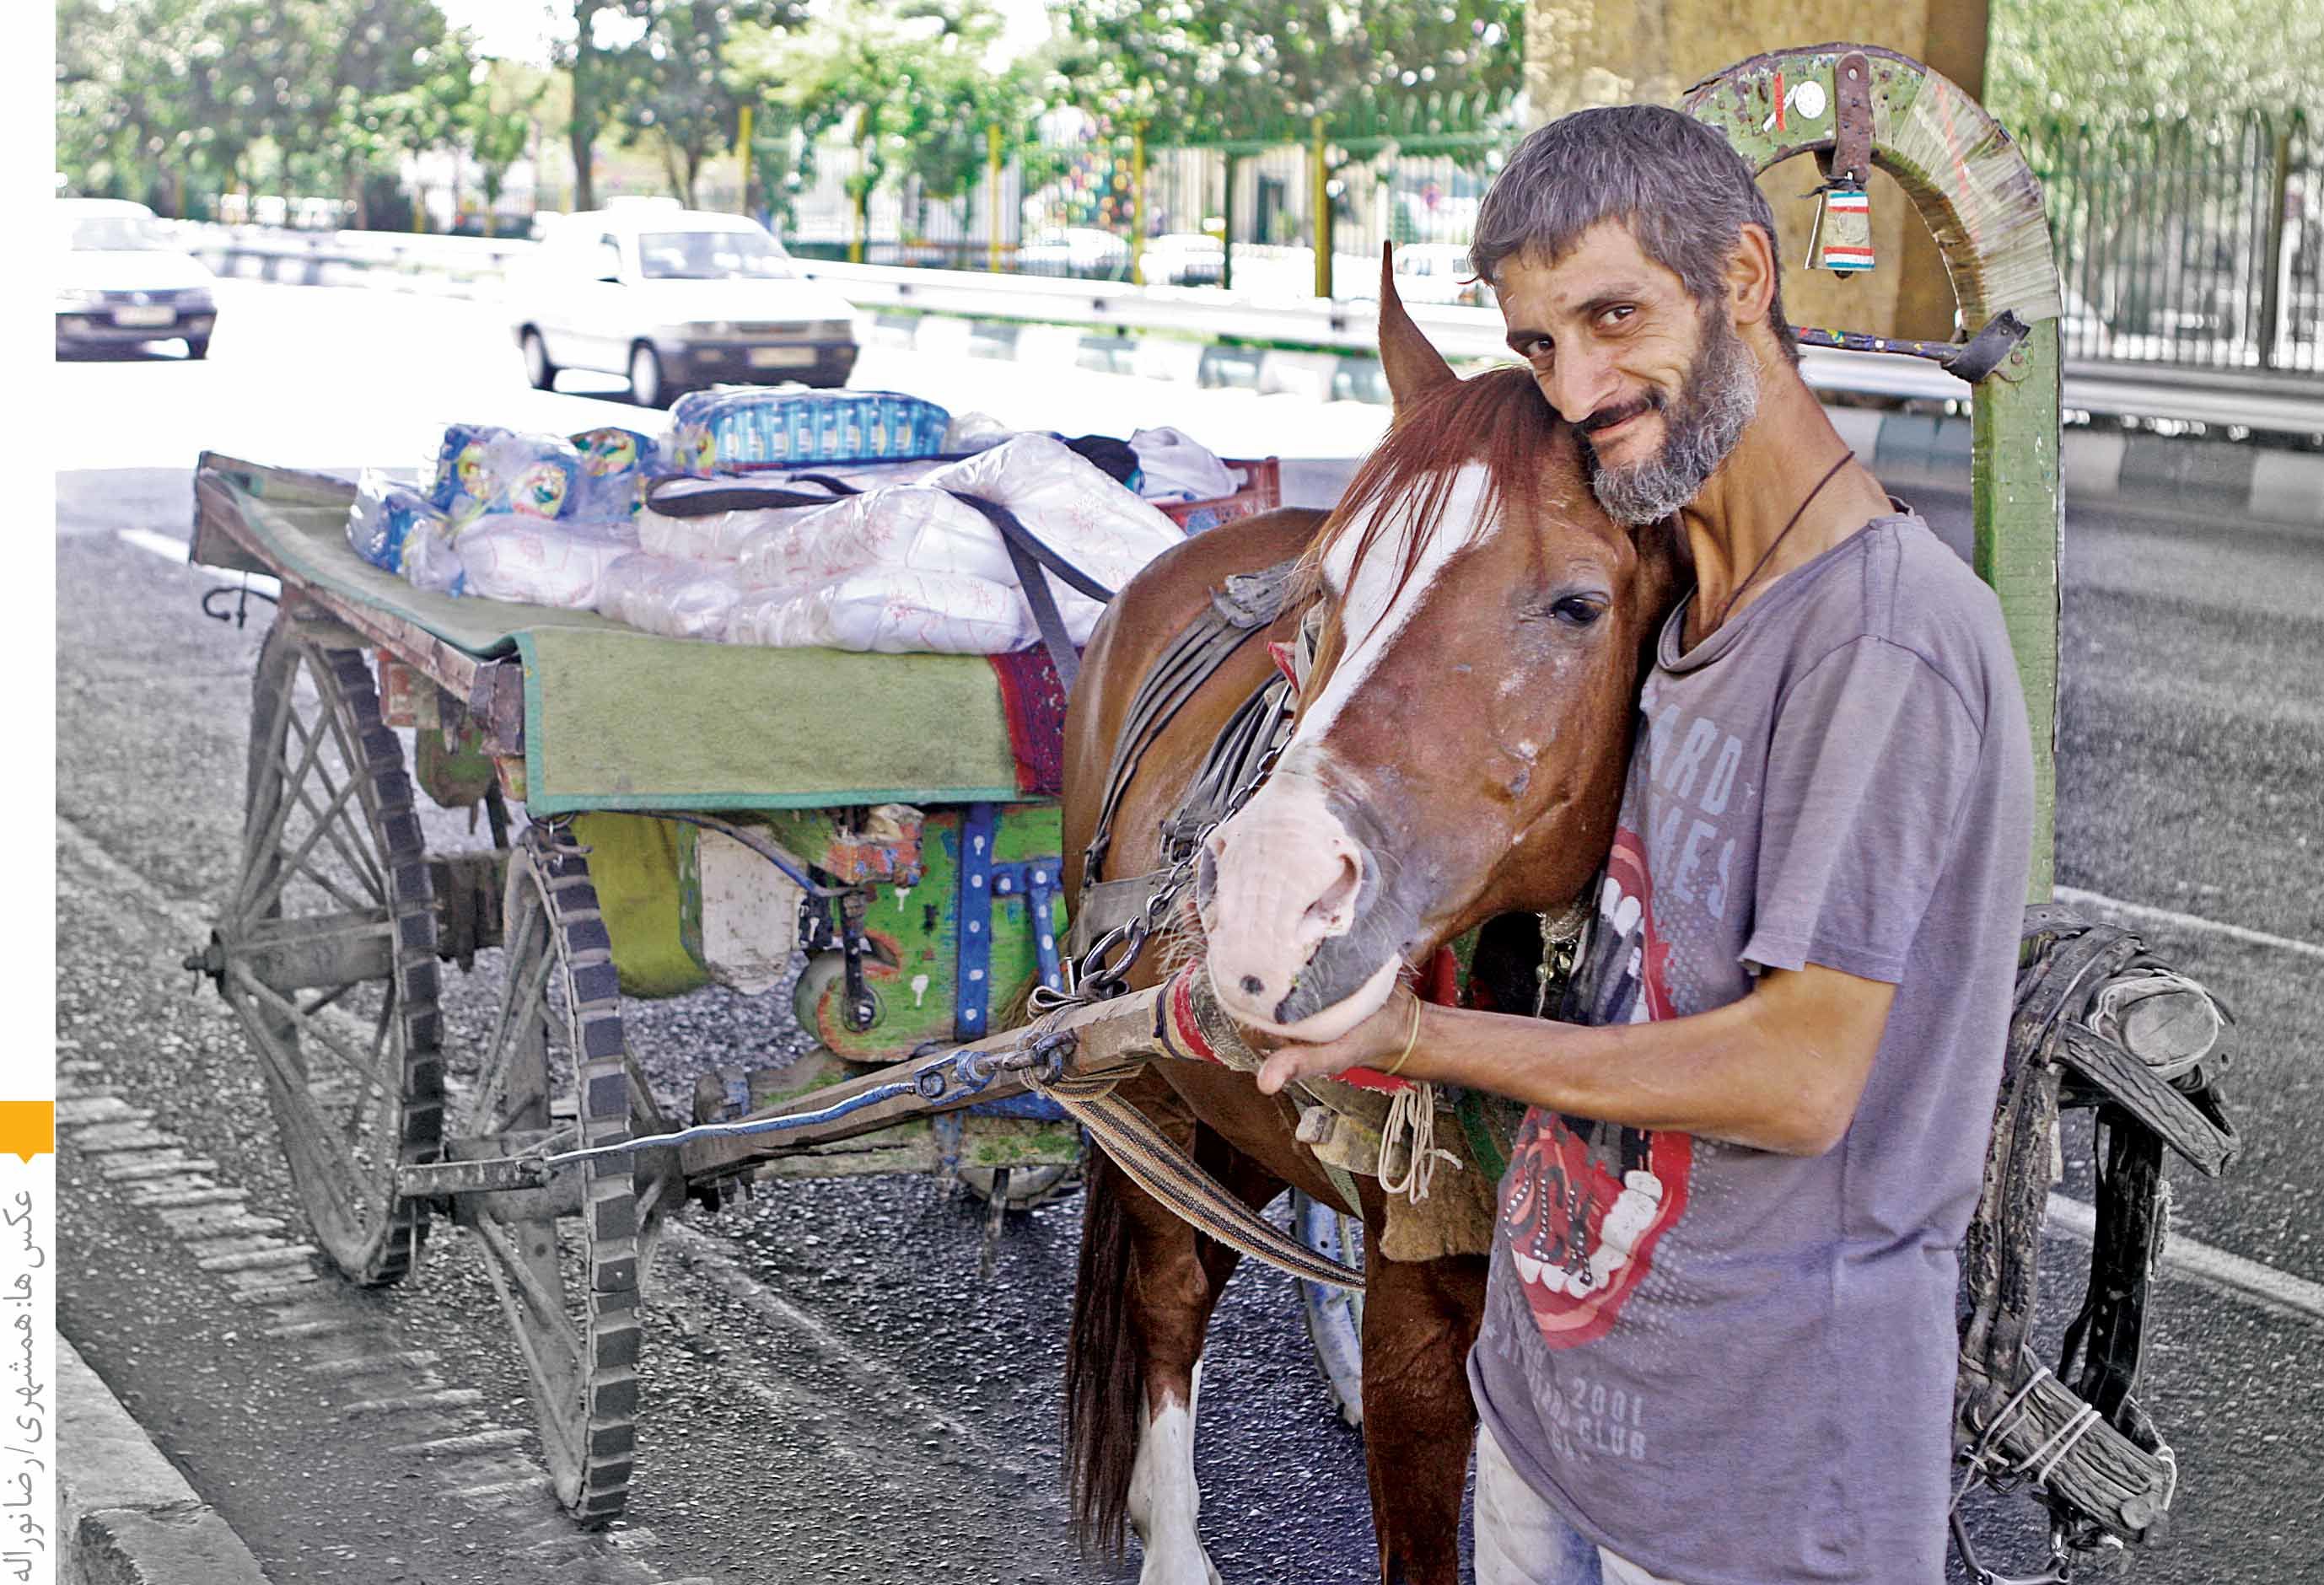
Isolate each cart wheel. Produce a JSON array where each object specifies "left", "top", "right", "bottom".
[
  {"left": 457, "top": 829, "right": 675, "bottom": 1527},
  {"left": 1292, "top": 1190, "right": 1366, "bottom": 1427},
  {"left": 218, "top": 620, "right": 443, "bottom": 1287}
]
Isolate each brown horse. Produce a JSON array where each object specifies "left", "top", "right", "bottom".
[{"left": 1057, "top": 261, "right": 1687, "bottom": 1584}]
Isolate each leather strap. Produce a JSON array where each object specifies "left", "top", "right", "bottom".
[
  {"left": 1084, "top": 556, "right": 1304, "bottom": 879},
  {"left": 946, "top": 490, "right": 1116, "bottom": 693},
  {"left": 1032, "top": 1062, "right": 1364, "bottom": 1290},
  {"left": 643, "top": 476, "right": 853, "bottom": 515}
]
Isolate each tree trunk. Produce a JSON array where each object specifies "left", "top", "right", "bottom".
[{"left": 569, "top": 0, "right": 605, "bottom": 212}]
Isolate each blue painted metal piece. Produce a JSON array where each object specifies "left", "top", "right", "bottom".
[
  {"left": 955, "top": 802, "right": 1000, "bottom": 1041},
  {"left": 954, "top": 801, "right": 1071, "bottom": 1122}
]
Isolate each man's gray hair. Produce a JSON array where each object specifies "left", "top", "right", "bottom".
[{"left": 1470, "top": 105, "right": 1799, "bottom": 364}]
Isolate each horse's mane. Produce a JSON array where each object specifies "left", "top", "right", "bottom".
[{"left": 1294, "top": 363, "right": 1582, "bottom": 606}]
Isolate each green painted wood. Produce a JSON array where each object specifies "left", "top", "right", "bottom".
[
  {"left": 1686, "top": 44, "right": 2062, "bottom": 901},
  {"left": 802, "top": 803, "right": 1068, "bottom": 1063}
]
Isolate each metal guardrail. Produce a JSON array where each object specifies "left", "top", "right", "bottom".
[{"left": 180, "top": 223, "right": 2324, "bottom": 435}]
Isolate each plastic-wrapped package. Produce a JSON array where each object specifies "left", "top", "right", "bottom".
[
  {"left": 724, "top": 569, "right": 1037, "bottom": 654},
  {"left": 347, "top": 470, "right": 449, "bottom": 575},
  {"left": 673, "top": 388, "right": 952, "bottom": 474},
  {"left": 455, "top": 514, "right": 640, "bottom": 609},
  {"left": 729, "top": 435, "right": 1182, "bottom": 642},
  {"left": 638, "top": 504, "right": 798, "bottom": 564},
  {"left": 428, "top": 423, "right": 517, "bottom": 515},
  {"left": 594, "top": 553, "right": 747, "bottom": 641},
  {"left": 402, "top": 513, "right": 470, "bottom": 596},
  {"left": 944, "top": 411, "right": 1014, "bottom": 454},
  {"left": 570, "top": 427, "right": 667, "bottom": 521},
  {"left": 428, "top": 425, "right": 596, "bottom": 528},
  {"left": 1130, "top": 426, "right": 1239, "bottom": 503},
  {"left": 734, "top": 484, "right": 1027, "bottom": 590}
]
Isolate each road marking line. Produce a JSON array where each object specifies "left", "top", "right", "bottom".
[
  {"left": 198, "top": 1242, "right": 321, "bottom": 1272},
  {"left": 390, "top": 1428, "right": 534, "bottom": 1457},
  {"left": 2047, "top": 1192, "right": 2324, "bottom": 1324},
  {"left": 342, "top": 1389, "right": 487, "bottom": 1417},
  {"left": 116, "top": 526, "right": 282, "bottom": 595},
  {"left": 2052, "top": 885, "right": 2324, "bottom": 962}
]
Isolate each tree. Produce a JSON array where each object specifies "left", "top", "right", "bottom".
[
  {"left": 1986, "top": 0, "right": 2324, "bottom": 133},
  {"left": 598, "top": 0, "right": 805, "bottom": 207},
  {"left": 726, "top": 0, "right": 1029, "bottom": 228},
  {"left": 464, "top": 59, "right": 549, "bottom": 231},
  {"left": 56, "top": 0, "right": 293, "bottom": 215},
  {"left": 1046, "top": 0, "right": 1523, "bottom": 147}
]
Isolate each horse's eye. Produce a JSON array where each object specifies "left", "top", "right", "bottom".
[{"left": 1552, "top": 595, "right": 1607, "bottom": 626}]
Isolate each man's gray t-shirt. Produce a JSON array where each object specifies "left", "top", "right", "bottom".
[{"left": 1467, "top": 512, "right": 2034, "bottom": 1584}]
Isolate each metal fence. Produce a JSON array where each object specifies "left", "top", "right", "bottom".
[
  {"left": 2020, "top": 110, "right": 2321, "bottom": 374},
  {"left": 774, "top": 94, "right": 1511, "bottom": 309},
  {"left": 771, "top": 103, "right": 2322, "bottom": 377}
]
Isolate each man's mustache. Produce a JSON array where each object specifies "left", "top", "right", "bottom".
[{"left": 1579, "top": 391, "right": 1663, "bottom": 435}]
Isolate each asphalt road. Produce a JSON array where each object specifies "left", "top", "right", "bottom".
[{"left": 51, "top": 279, "right": 2324, "bottom": 1583}]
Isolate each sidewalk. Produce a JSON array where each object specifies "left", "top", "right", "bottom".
[{"left": 61, "top": 1336, "right": 274, "bottom": 1585}]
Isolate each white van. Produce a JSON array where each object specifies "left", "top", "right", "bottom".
[{"left": 508, "top": 208, "right": 860, "bottom": 407}]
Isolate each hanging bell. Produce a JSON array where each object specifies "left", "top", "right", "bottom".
[{"left": 1806, "top": 183, "right": 1875, "bottom": 276}]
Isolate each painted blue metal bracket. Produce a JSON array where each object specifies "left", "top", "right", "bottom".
[{"left": 955, "top": 801, "right": 1070, "bottom": 1122}]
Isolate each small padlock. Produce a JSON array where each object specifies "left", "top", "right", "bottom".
[{"left": 1806, "top": 183, "right": 1875, "bottom": 275}]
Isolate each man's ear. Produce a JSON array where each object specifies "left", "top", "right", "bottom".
[{"left": 1727, "top": 223, "right": 1779, "bottom": 333}]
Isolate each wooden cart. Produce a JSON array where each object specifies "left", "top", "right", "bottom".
[{"left": 183, "top": 448, "right": 1280, "bottom": 1526}]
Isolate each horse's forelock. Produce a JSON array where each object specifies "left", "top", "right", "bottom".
[{"left": 1294, "top": 365, "right": 1570, "bottom": 614}]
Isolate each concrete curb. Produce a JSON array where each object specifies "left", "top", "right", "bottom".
[{"left": 61, "top": 1336, "right": 274, "bottom": 1585}]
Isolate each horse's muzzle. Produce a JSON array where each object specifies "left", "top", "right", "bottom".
[{"left": 1197, "top": 771, "right": 1414, "bottom": 1039}]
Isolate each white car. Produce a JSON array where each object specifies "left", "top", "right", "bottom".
[
  {"left": 508, "top": 208, "right": 860, "bottom": 407},
  {"left": 1014, "top": 227, "right": 1132, "bottom": 279},
  {"left": 55, "top": 198, "right": 220, "bottom": 358}
]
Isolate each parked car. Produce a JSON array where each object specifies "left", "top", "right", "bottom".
[
  {"left": 55, "top": 198, "right": 220, "bottom": 358},
  {"left": 508, "top": 208, "right": 860, "bottom": 406},
  {"left": 1014, "top": 227, "right": 1132, "bottom": 279},
  {"left": 1142, "top": 232, "right": 1225, "bottom": 287}
]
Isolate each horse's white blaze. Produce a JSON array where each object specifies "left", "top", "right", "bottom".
[
  {"left": 1296, "top": 465, "right": 1500, "bottom": 750},
  {"left": 1204, "top": 466, "right": 1504, "bottom": 1035},
  {"left": 1127, "top": 1364, "right": 1218, "bottom": 1585}
]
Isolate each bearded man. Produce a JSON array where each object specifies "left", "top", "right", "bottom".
[{"left": 1256, "top": 105, "right": 2036, "bottom": 1584}]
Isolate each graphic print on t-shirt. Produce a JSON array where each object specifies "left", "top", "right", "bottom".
[{"left": 1499, "top": 825, "right": 1693, "bottom": 1348}]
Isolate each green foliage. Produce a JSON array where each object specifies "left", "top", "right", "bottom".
[
  {"left": 56, "top": 0, "right": 503, "bottom": 221},
  {"left": 606, "top": 0, "right": 808, "bottom": 206},
  {"left": 1044, "top": 0, "right": 1523, "bottom": 148},
  {"left": 726, "top": 0, "right": 1036, "bottom": 202},
  {"left": 1986, "top": 0, "right": 2324, "bottom": 133},
  {"left": 465, "top": 61, "right": 550, "bottom": 211}
]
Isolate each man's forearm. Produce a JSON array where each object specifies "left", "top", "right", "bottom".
[{"left": 1393, "top": 989, "right": 1870, "bottom": 1157}]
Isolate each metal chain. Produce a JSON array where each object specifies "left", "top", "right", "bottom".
[{"left": 1041, "top": 722, "right": 1291, "bottom": 1012}]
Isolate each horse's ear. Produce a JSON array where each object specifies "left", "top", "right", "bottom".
[{"left": 1377, "top": 243, "right": 1456, "bottom": 410}]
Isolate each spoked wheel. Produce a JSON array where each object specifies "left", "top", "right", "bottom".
[
  {"left": 455, "top": 827, "right": 676, "bottom": 1526},
  {"left": 213, "top": 618, "right": 444, "bottom": 1287},
  {"left": 1293, "top": 1190, "right": 1367, "bottom": 1426}
]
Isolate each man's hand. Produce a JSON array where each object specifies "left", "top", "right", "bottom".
[{"left": 1255, "top": 984, "right": 1423, "bottom": 1095}]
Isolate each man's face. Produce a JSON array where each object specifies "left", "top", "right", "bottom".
[{"left": 1494, "top": 219, "right": 1760, "bottom": 525}]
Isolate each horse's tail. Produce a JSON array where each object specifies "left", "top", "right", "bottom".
[{"left": 1064, "top": 1148, "right": 1143, "bottom": 1558}]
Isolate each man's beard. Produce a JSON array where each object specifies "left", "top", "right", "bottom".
[{"left": 1579, "top": 311, "right": 1760, "bottom": 527}]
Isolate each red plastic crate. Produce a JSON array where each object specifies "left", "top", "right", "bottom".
[{"left": 1157, "top": 457, "right": 1282, "bottom": 534}]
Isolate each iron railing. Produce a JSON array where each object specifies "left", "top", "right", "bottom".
[
  {"left": 771, "top": 103, "right": 2322, "bottom": 378},
  {"left": 2020, "top": 110, "right": 2320, "bottom": 374}
]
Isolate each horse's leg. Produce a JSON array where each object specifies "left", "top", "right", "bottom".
[
  {"left": 1066, "top": 1067, "right": 1283, "bottom": 1585},
  {"left": 1358, "top": 1249, "right": 1492, "bottom": 1585}
]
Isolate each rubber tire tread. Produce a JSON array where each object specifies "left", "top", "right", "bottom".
[{"left": 527, "top": 839, "right": 644, "bottom": 1527}]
